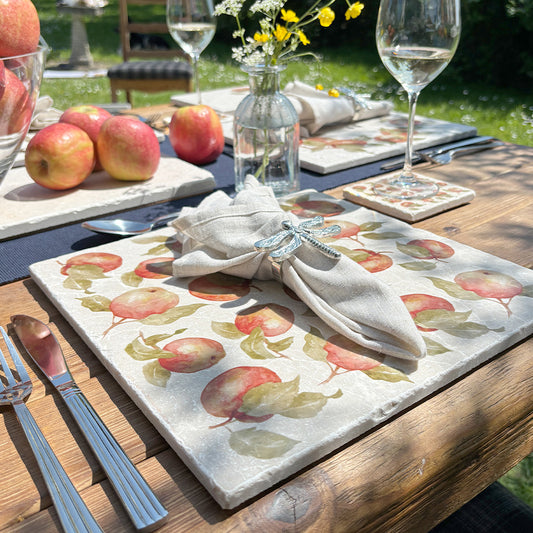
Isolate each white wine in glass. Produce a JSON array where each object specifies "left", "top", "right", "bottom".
[
  {"left": 167, "top": 0, "right": 216, "bottom": 104},
  {"left": 373, "top": 0, "right": 461, "bottom": 199}
]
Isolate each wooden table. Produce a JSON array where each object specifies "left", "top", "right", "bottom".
[{"left": 1, "top": 140, "right": 531, "bottom": 532}]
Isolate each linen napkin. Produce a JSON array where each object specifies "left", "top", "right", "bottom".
[
  {"left": 171, "top": 178, "right": 426, "bottom": 361},
  {"left": 284, "top": 81, "right": 393, "bottom": 136},
  {"left": 29, "top": 96, "right": 63, "bottom": 131}
]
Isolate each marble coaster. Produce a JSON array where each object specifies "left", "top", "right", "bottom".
[
  {"left": 343, "top": 175, "right": 475, "bottom": 222},
  {"left": 0, "top": 156, "right": 215, "bottom": 240},
  {"left": 28, "top": 190, "right": 533, "bottom": 509}
]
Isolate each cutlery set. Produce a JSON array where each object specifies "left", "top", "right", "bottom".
[{"left": 0, "top": 316, "right": 168, "bottom": 532}]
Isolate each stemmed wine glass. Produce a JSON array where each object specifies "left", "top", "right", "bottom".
[
  {"left": 166, "top": 0, "right": 216, "bottom": 104},
  {"left": 373, "top": 0, "right": 461, "bottom": 199}
]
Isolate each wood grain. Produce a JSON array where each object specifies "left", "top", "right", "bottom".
[{"left": 1, "top": 143, "right": 532, "bottom": 532}]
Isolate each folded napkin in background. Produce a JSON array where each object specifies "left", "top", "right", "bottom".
[
  {"left": 171, "top": 178, "right": 426, "bottom": 361},
  {"left": 284, "top": 81, "right": 393, "bottom": 136},
  {"left": 29, "top": 96, "right": 63, "bottom": 131}
]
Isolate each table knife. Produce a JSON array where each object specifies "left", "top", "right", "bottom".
[
  {"left": 11, "top": 314, "right": 168, "bottom": 533},
  {"left": 381, "top": 135, "right": 496, "bottom": 171}
]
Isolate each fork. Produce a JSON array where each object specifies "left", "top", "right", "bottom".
[
  {"left": 422, "top": 141, "right": 504, "bottom": 165},
  {"left": 0, "top": 326, "right": 102, "bottom": 533}
]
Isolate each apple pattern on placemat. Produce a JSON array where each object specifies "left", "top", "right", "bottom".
[{"left": 52, "top": 192, "right": 533, "bottom": 461}]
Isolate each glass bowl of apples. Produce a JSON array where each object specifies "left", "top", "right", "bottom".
[{"left": 0, "top": 42, "right": 47, "bottom": 183}]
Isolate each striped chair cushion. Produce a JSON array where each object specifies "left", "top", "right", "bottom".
[{"left": 107, "top": 61, "right": 193, "bottom": 80}]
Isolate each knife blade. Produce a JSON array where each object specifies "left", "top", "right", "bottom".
[
  {"left": 381, "top": 135, "right": 496, "bottom": 171},
  {"left": 11, "top": 315, "right": 168, "bottom": 533}
]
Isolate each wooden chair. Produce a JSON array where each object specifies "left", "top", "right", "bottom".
[{"left": 107, "top": 0, "right": 193, "bottom": 104}]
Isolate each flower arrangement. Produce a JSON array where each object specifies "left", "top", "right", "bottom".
[{"left": 214, "top": 0, "right": 364, "bottom": 67}]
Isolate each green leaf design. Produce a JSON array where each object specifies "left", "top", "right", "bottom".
[
  {"left": 362, "top": 231, "right": 405, "bottom": 240},
  {"left": 143, "top": 329, "right": 187, "bottom": 346},
  {"left": 423, "top": 336, "right": 451, "bottom": 356},
  {"left": 240, "top": 377, "right": 300, "bottom": 417},
  {"left": 142, "top": 360, "right": 171, "bottom": 388},
  {"left": 125, "top": 337, "right": 176, "bottom": 361},
  {"left": 359, "top": 222, "right": 383, "bottom": 232},
  {"left": 399, "top": 261, "right": 437, "bottom": 271},
  {"left": 240, "top": 327, "right": 277, "bottom": 359},
  {"left": 440, "top": 322, "right": 503, "bottom": 339},
  {"left": 66, "top": 264, "right": 107, "bottom": 280},
  {"left": 425, "top": 277, "right": 483, "bottom": 300},
  {"left": 281, "top": 389, "right": 343, "bottom": 418},
  {"left": 121, "top": 271, "right": 143, "bottom": 287},
  {"left": 396, "top": 243, "right": 432, "bottom": 259},
  {"left": 229, "top": 428, "right": 299, "bottom": 459},
  {"left": 363, "top": 364, "right": 412, "bottom": 383},
  {"left": 520, "top": 284, "right": 533, "bottom": 298},
  {"left": 415, "top": 309, "right": 472, "bottom": 329},
  {"left": 211, "top": 321, "right": 246, "bottom": 339},
  {"left": 265, "top": 336, "right": 294, "bottom": 352},
  {"left": 144, "top": 243, "right": 173, "bottom": 256},
  {"left": 77, "top": 295, "right": 111, "bottom": 312},
  {"left": 64, "top": 277, "right": 93, "bottom": 292},
  {"left": 303, "top": 327, "right": 328, "bottom": 362},
  {"left": 140, "top": 304, "right": 206, "bottom": 325},
  {"left": 132, "top": 235, "right": 170, "bottom": 244}
]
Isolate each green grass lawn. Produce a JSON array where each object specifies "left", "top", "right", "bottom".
[{"left": 36, "top": 0, "right": 533, "bottom": 509}]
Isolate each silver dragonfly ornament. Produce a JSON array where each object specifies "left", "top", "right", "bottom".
[{"left": 254, "top": 216, "right": 342, "bottom": 263}]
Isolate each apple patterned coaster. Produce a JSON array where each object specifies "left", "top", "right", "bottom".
[
  {"left": 343, "top": 175, "right": 475, "bottom": 222},
  {"left": 28, "top": 190, "right": 533, "bottom": 509}
]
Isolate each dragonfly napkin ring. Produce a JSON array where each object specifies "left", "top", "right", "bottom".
[{"left": 255, "top": 216, "right": 341, "bottom": 280}]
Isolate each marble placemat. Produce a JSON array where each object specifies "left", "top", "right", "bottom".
[
  {"left": 343, "top": 176, "right": 476, "bottom": 221},
  {"left": 0, "top": 156, "right": 215, "bottom": 240},
  {"left": 28, "top": 190, "right": 533, "bottom": 509}
]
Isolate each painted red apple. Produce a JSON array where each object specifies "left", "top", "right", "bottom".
[
  {"left": 134, "top": 257, "right": 174, "bottom": 279},
  {"left": 104, "top": 287, "right": 179, "bottom": 335},
  {"left": 235, "top": 303, "right": 294, "bottom": 337},
  {"left": 60, "top": 252, "right": 123, "bottom": 275},
  {"left": 25, "top": 123, "right": 96, "bottom": 190},
  {"left": 188, "top": 272, "right": 253, "bottom": 301},
  {"left": 97, "top": 116, "right": 160, "bottom": 181},
  {"left": 159, "top": 337, "right": 225, "bottom": 373},
  {"left": 60, "top": 105, "right": 112, "bottom": 171},
  {"left": 290, "top": 200, "right": 344, "bottom": 218},
  {"left": 0, "top": 0, "right": 40, "bottom": 57},
  {"left": 322, "top": 219, "right": 361, "bottom": 241},
  {"left": 350, "top": 249, "right": 393, "bottom": 273},
  {"left": 321, "top": 333, "right": 381, "bottom": 383},
  {"left": 169, "top": 105, "right": 224, "bottom": 165},
  {"left": 407, "top": 239, "right": 454, "bottom": 260},
  {"left": 0, "top": 68, "right": 31, "bottom": 135},
  {"left": 401, "top": 293, "right": 455, "bottom": 332},
  {"left": 201, "top": 366, "right": 281, "bottom": 427}
]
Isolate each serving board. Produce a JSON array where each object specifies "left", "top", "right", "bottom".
[
  {"left": 28, "top": 190, "right": 533, "bottom": 509},
  {"left": 0, "top": 156, "right": 215, "bottom": 240}
]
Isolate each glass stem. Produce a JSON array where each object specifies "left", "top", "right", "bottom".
[
  {"left": 192, "top": 55, "right": 201, "bottom": 104},
  {"left": 402, "top": 90, "right": 420, "bottom": 180}
]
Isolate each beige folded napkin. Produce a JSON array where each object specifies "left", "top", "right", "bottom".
[
  {"left": 30, "top": 96, "right": 63, "bottom": 131},
  {"left": 283, "top": 81, "right": 393, "bottom": 136},
  {"left": 171, "top": 177, "right": 426, "bottom": 361}
]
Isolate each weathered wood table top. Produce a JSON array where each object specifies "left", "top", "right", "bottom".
[{"left": 0, "top": 137, "right": 531, "bottom": 532}]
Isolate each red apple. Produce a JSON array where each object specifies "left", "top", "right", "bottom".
[
  {"left": 25, "top": 123, "right": 96, "bottom": 190},
  {"left": 159, "top": 337, "right": 225, "bottom": 373},
  {"left": 60, "top": 252, "right": 123, "bottom": 275},
  {"left": 406, "top": 239, "right": 455, "bottom": 260},
  {"left": 400, "top": 293, "right": 455, "bottom": 332},
  {"left": 188, "top": 272, "right": 252, "bottom": 301},
  {"left": 134, "top": 257, "right": 174, "bottom": 279},
  {"left": 0, "top": 0, "right": 40, "bottom": 58},
  {"left": 235, "top": 303, "right": 294, "bottom": 337},
  {"left": 97, "top": 116, "right": 160, "bottom": 181},
  {"left": 0, "top": 68, "right": 31, "bottom": 135},
  {"left": 60, "top": 105, "right": 112, "bottom": 171},
  {"left": 169, "top": 105, "right": 224, "bottom": 165},
  {"left": 454, "top": 270, "right": 522, "bottom": 299},
  {"left": 290, "top": 200, "right": 344, "bottom": 218}
]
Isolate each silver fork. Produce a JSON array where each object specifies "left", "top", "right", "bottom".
[{"left": 0, "top": 326, "right": 102, "bottom": 533}]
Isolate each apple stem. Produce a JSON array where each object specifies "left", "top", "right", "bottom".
[
  {"left": 209, "top": 417, "right": 234, "bottom": 429},
  {"left": 102, "top": 316, "right": 129, "bottom": 337},
  {"left": 494, "top": 298, "right": 513, "bottom": 317}
]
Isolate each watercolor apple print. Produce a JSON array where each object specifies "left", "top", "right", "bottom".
[
  {"left": 397, "top": 239, "right": 455, "bottom": 271},
  {"left": 60, "top": 252, "right": 123, "bottom": 291},
  {"left": 188, "top": 272, "right": 256, "bottom": 301},
  {"left": 121, "top": 257, "right": 175, "bottom": 287},
  {"left": 333, "top": 246, "right": 393, "bottom": 273}
]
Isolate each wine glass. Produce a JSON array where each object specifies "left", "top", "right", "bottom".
[
  {"left": 166, "top": 0, "right": 216, "bottom": 104},
  {"left": 373, "top": 0, "right": 461, "bottom": 199}
]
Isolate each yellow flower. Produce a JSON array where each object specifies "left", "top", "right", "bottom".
[
  {"left": 318, "top": 7, "right": 335, "bottom": 27},
  {"left": 328, "top": 88, "right": 340, "bottom": 97},
  {"left": 273, "top": 24, "right": 290, "bottom": 42},
  {"left": 298, "top": 30, "right": 310, "bottom": 46},
  {"left": 316, "top": 83, "right": 324, "bottom": 91},
  {"left": 345, "top": 2, "right": 364, "bottom": 21},
  {"left": 281, "top": 9, "right": 299, "bottom": 23},
  {"left": 253, "top": 32, "right": 270, "bottom": 43}
]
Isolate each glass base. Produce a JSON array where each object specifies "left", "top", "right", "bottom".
[{"left": 372, "top": 175, "right": 439, "bottom": 200}]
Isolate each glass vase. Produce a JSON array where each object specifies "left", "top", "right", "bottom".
[{"left": 233, "top": 64, "right": 300, "bottom": 196}]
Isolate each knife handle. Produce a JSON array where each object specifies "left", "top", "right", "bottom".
[
  {"left": 13, "top": 402, "right": 103, "bottom": 533},
  {"left": 62, "top": 386, "right": 168, "bottom": 532}
]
